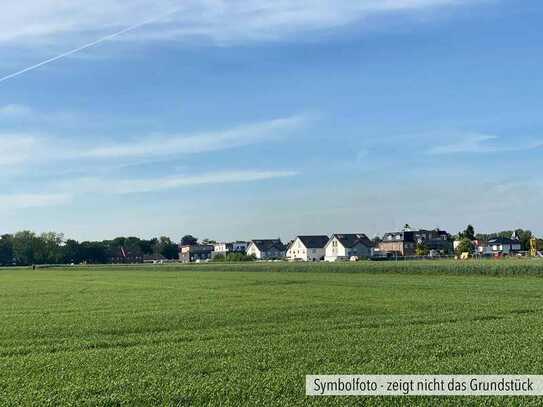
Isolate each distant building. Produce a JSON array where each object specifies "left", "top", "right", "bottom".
[
  {"left": 143, "top": 254, "right": 169, "bottom": 264},
  {"left": 213, "top": 241, "right": 248, "bottom": 254},
  {"left": 379, "top": 229, "right": 452, "bottom": 256},
  {"left": 324, "top": 234, "right": 372, "bottom": 262},
  {"left": 246, "top": 239, "right": 286, "bottom": 260},
  {"left": 212, "top": 241, "right": 249, "bottom": 259},
  {"left": 180, "top": 244, "right": 214, "bottom": 263},
  {"left": 287, "top": 235, "right": 329, "bottom": 262},
  {"left": 477, "top": 237, "right": 522, "bottom": 256},
  {"left": 110, "top": 246, "right": 144, "bottom": 264}
]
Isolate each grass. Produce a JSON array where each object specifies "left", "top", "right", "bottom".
[{"left": 1, "top": 260, "right": 543, "bottom": 406}]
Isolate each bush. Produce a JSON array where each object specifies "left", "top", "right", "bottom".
[
  {"left": 213, "top": 252, "right": 256, "bottom": 262},
  {"left": 455, "top": 238, "right": 475, "bottom": 256},
  {"left": 213, "top": 254, "right": 226, "bottom": 262}
]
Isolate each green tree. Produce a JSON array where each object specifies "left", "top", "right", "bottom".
[
  {"left": 416, "top": 243, "right": 429, "bottom": 256},
  {"left": 79, "top": 241, "right": 109, "bottom": 264},
  {"left": 464, "top": 225, "right": 475, "bottom": 241},
  {"left": 39, "top": 232, "right": 64, "bottom": 264},
  {"left": 181, "top": 235, "right": 198, "bottom": 246},
  {"left": 156, "top": 237, "right": 179, "bottom": 260},
  {"left": 514, "top": 229, "right": 533, "bottom": 251},
  {"left": 12, "top": 231, "right": 36, "bottom": 265},
  {"left": 455, "top": 238, "right": 475, "bottom": 256},
  {"left": 139, "top": 238, "right": 158, "bottom": 255},
  {"left": 62, "top": 239, "right": 81, "bottom": 264},
  {"left": 0, "top": 234, "right": 14, "bottom": 265},
  {"left": 161, "top": 243, "right": 179, "bottom": 260}
]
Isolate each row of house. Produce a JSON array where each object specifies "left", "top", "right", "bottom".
[
  {"left": 477, "top": 237, "right": 522, "bottom": 255},
  {"left": 453, "top": 237, "right": 523, "bottom": 257},
  {"left": 287, "top": 234, "right": 373, "bottom": 262},
  {"left": 181, "top": 230, "right": 443, "bottom": 263},
  {"left": 179, "top": 241, "right": 249, "bottom": 263},
  {"left": 177, "top": 226, "right": 532, "bottom": 263},
  {"left": 122, "top": 230, "right": 528, "bottom": 264},
  {"left": 178, "top": 234, "right": 375, "bottom": 263}
]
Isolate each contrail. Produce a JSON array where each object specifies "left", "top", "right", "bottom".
[{"left": 0, "top": 8, "right": 180, "bottom": 84}]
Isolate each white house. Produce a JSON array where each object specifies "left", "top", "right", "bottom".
[
  {"left": 477, "top": 237, "right": 522, "bottom": 256},
  {"left": 213, "top": 241, "right": 248, "bottom": 253},
  {"left": 324, "top": 234, "right": 372, "bottom": 262},
  {"left": 246, "top": 239, "right": 286, "bottom": 260},
  {"left": 286, "top": 235, "right": 329, "bottom": 262}
]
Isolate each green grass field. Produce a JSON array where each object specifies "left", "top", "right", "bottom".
[{"left": 2, "top": 260, "right": 543, "bottom": 406}]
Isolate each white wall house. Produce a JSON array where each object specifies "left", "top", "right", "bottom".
[
  {"left": 477, "top": 237, "right": 522, "bottom": 256},
  {"left": 286, "top": 235, "right": 329, "bottom": 262},
  {"left": 324, "top": 234, "right": 372, "bottom": 262},
  {"left": 214, "top": 241, "right": 248, "bottom": 253},
  {"left": 246, "top": 239, "right": 286, "bottom": 260}
]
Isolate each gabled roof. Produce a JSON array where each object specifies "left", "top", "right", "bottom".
[
  {"left": 383, "top": 231, "right": 415, "bottom": 243},
  {"left": 488, "top": 237, "right": 521, "bottom": 245},
  {"left": 331, "top": 234, "right": 372, "bottom": 248},
  {"left": 183, "top": 244, "right": 214, "bottom": 253},
  {"left": 250, "top": 239, "right": 285, "bottom": 252},
  {"left": 296, "top": 235, "right": 329, "bottom": 249}
]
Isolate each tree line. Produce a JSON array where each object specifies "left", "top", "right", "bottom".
[{"left": 0, "top": 232, "right": 200, "bottom": 266}]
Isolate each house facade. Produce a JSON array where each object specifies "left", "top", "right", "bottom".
[
  {"left": 246, "top": 239, "right": 286, "bottom": 260},
  {"left": 379, "top": 229, "right": 452, "bottom": 256},
  {"left": 179, "top": 244, "right": 214, "bottom": 263},
  {"left": 286, "top": 235, "right": 329, "bottom": 262},
  {"left": 379, "top": 231, "right": 416, "bottom": 256},
  {"left": 324, "top": 234, "right": 372, "bottom": 262},
  {"left": 212, "top": 241, "right": 249, "bottom": 259},
  {"left": 477, "top": 237, "right": 522, "bottom": 256},
  {"left": 213, "top": 241, "right": 248, "bottom": 254}
]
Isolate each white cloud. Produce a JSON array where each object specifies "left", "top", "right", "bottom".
[
  {"left": 427, "top": 133, "right": 543, "bottom": 155},
  {"left": 115, "top": 170, "right": 298, "bottom": 193},
  {"left": 0, "top": 135, "right": 41, "bottom": 166},
  {"left": 0, "top": 113, "right": 310, "bottom": 170},
  {"left": 0, "top": 0, "right": 472, "bottom": 47},
  {"left": 59, "top": 170, "right": 298, "bottom": 194},
  {"left": 0, "top": 193, "right": 72, "bottom": 210},
  {"left": 0, "top": 104, "right": 33, "bottom": 118},
  {"left": 83, "top": 114, "right": 310, "bottom": 159},
  {"left": 428, "top": 133, "right": 499, "bottom": 154}
]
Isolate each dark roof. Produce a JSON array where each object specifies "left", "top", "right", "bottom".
[
  {"left": 383, "top": 231, "right": 416, "bottom": 242},
  {"left": 111, "top": 246, "right": 142, "bottom": 258},
  {"left": 488, "top": 237, "right": 521, "bottom": 245},
  {"left": 297, "top": 235, "right": 329, "bottom": 249},
  {"left": 332, "top": 234, "right": 371, "bottom": 248},
  {"left": 182, "top": 244, "right": 214, "bottom": 253},
  {"left": 250, "top": 239, "right": 286, "bottom": 251},
  {"left": 383, "top": 229, "right": 450, "bottom": 243}
]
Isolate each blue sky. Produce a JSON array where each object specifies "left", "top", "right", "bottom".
[{"left": 0, "top": 0, "right": 542, "bottom": 241}]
